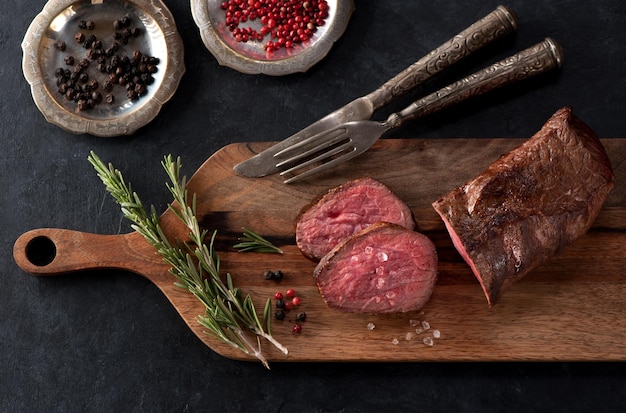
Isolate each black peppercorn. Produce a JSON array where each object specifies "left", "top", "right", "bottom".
[
  {"left": 85, "top": 20, "right": 95, "bottom": 30},
  {"left": 55, "top": 41, "right": 66, "bottom": 51},
  {"left": 295, "top": 312, "right": 307, "bottom": 322},
  {"left": 78, "top": 20, "right": 87, "bottom": 29},
  {"left": 273, "top": 270, "right": 284, "bottom": 281},
  {"left": 65, "top": 88, "right": 76, "bottom": 101},
  {"left": 134, "top": 83, "right": 147, "bottom": 96},
  {"left": 126, "top": 90, "right": 138, "bottom": 100},
  {"left": 102, "top": 80, "right": 113, "bottom": 93},
  {"left": 74, "top": 32, "right": 85, "bottom": 43},
  {"left": 142, "top": 74, "right": 154, "bottom": 85},
  {"left": 275, "top": 310, "right": 286, "bottom": 320},
  {"left": 276, "top": 298, "right": 285, "bottom": 309},
  {"left": 105, "top": 94, "right": 115, "bottom": 104},
  {"left": 64, "top": 56, "right": 74, "bottom": 66}
]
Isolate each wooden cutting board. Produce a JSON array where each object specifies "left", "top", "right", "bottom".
[{"left": 14, "top": 139, "right": 626, "bottom": 362}]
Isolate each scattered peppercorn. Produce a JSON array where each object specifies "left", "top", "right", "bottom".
[
  {"left": 55, "top": 41, "right": 66, "bottom": 51},
  {"left": 274, "top": 291, "right": 284, "bottom": 300},
  {"left": 292, "top": 324, "right": 302, "bottom": 334},
  {"left": 275, "top": 298, "right": 285, "bottom": 309},
  {"left": 291, "top": 296, "right": 301, "bottom": 306},
  {"left": 295, "top": 312, "right": 307, "bottom": 322},
  {"left": 275, "top": 309, "right": 286, "bottom": 320},
  {"left": 285, "top": 288, "right": 295, "bottom": 298},
  {"left": 263, "top": 269, "right": 284, "bottom": 282}
]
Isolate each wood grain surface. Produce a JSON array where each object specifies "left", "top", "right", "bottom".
[{"left": 13, "top": 139, "right": 626, "bottom": 362}]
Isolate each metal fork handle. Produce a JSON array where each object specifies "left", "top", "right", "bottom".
[
  {"left": 366, "top": 5, "right": 518, "bottom": 110},
  {"left": 386, "top": 38, "right": 564, "bottom": 128}
]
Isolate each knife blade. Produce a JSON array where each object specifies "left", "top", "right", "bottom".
[{"left": 233, "top": 5, "right": 518, "bottom": 177}]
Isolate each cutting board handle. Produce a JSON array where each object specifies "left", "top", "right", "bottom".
[{"left": 13, "top": 228, "right": 159, "bottom": 276}]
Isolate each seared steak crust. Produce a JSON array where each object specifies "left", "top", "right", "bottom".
[
  {"left": 296, "top": 177, "right": 415, "bottom": 261},
  {"left": 314, "top": 222, "right": 438, "bottom": 314},
  {"left": 432, "top": 107, "right": 614, "bottom": 306}
]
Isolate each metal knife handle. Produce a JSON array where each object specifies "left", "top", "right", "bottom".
[
  {"left": 387, "top": 38, "right": 564, "bottom": 127},
  {"left": 365, "top": 5, "right": 518, "bottom": 110}
]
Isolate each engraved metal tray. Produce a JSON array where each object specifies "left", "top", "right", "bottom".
[
  {"left": 22, "top": 0, "right": 185, "bottom": 137},
  {"left": 190, "top": 0, "right": 354, "bottom": 76}
]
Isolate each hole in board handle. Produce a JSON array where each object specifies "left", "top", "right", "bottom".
[{"left": 25, "top": 236, "right": 57, "bottom": 267}]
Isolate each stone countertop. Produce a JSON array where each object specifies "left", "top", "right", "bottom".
[{"left": 2, "top": 1, "right": 625, "bottom": 411}]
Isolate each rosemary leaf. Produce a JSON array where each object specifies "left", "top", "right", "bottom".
[
  {"left": 88, "top": 151, "right": 286, "bottom": 368},
  {"left": 234, "top": 227, "right": 283, "bottom": 254}
]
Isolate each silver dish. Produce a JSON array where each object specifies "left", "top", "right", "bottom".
[
  {"left": 191, "top": 0, "right": 355, "bottom": 76},
  {"left": 22, "top": 0, "right": 185, "bottom": 137}
]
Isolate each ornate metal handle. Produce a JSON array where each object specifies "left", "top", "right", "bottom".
[
  {"left": 389, "top": 38, "right": 564, "bottom": 126},
  {"left": 366, "top": 5, "right": 518, "bottom": 110}
]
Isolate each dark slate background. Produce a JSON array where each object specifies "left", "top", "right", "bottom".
[{"left": 2, "top": 1, "right": 625, "bottom": 411}]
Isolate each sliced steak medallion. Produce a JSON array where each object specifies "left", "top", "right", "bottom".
[
  {"left": 296, "top": 177, "right": 415, "bottom": 261},
  {"left": 314, "top": 222, "right": 438, "bottom": 314},
  {"left": 432, "top": 107, "right": 614, "bottom": 306}
]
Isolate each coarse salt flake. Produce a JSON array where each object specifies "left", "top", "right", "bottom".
[
  {"left": 433, "top": 329, "right": 441, "bottom": 339},
  {"left": 421, "top": 320, "right": 430, "bottom": 330},
  {"left": 409, "top": 319, "right": 420, "bottom": 327},
  {"left": 392, "top": 338, "right": 399, "bottom": 345},
  {"left": 367, "top": 322, "right": 376, "bottom": 330},
  {"left": 423, "top": 337, "right": 434, "bottom": 347},
  {"left": 405, "top": 332, "right": 413, "bottom": 341}
]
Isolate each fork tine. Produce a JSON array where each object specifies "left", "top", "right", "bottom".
[
  {"left": 281, "top": 145, "right": 361, "bottom": 184},
  {"left": 274, "top": 126, "right": 348, "bottom": 167},
  {"left": 279, "top": 139, "right": 355, "bottom": 175}
]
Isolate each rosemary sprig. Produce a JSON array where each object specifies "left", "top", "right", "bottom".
[
  {"left": 88, "top": 151, "right": 287, "bottom": 368},
  {"left": 234, "top": 227, "right": 283, "bottom": 254}
]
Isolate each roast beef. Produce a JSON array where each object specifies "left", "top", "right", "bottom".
[
  {"left": 296, "top": 177, "right": 415, "bottom": 261},
  {"left": 432, "top": 107, "right": 614, "bottom": 306},
  {"left": 314, "top": 222, "right": 438, "bottom": 313}
]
